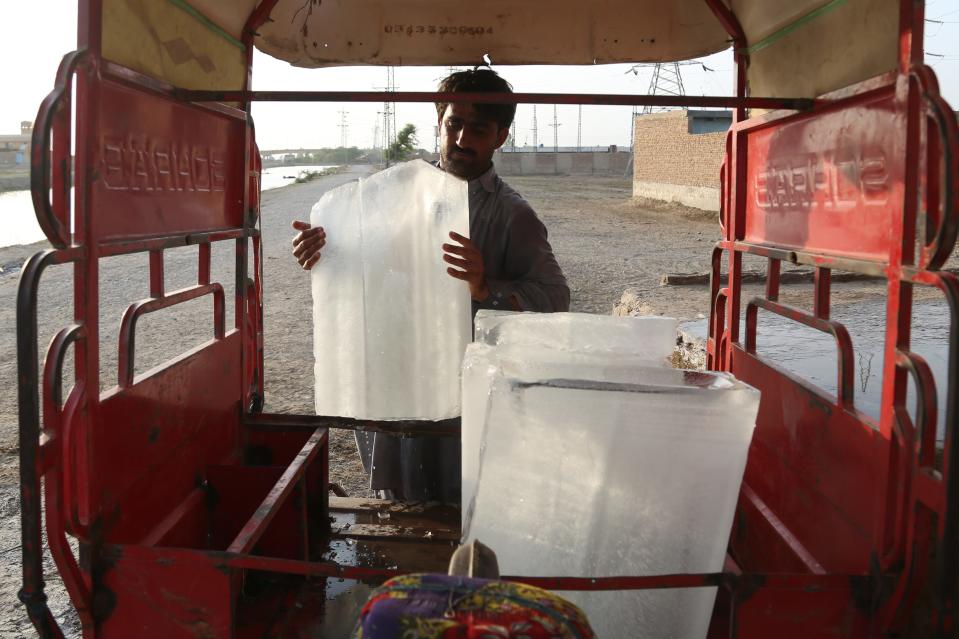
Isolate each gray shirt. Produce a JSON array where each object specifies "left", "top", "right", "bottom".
[{"left": 467, "top": 163, "right": 570, "bottom": 314}]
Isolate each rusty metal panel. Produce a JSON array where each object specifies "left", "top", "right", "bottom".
[
  {"left": 731, "top": 582, "right": 865, "bottom": 638},
  {"left": 93, "top": 335, "right": 242, "bottom": 543},
  {"left": 728, "top": 348, "right": 882, "bottom": 572},
  {"left": 737, "top": 84, "right": 904, "bottom": 261},
  {"left": 90, "top": 71, "right": 246, "bottom": 242},
  {"left": 98, "top": 544, "right": 235, "bottom": 638}
]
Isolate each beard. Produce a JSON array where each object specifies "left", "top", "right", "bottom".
[{"left": 440, "top": 144, "right": 481, "bottom": 179}]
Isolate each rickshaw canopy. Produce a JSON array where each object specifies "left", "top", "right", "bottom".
[{"left": 103, "top": 0, "right": 898, "bottom": 98}]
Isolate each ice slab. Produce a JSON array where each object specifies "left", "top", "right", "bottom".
[
  {"left": 474, "top": 309, "right": 678, "bottom": 361},
  {"left": 310, "top": 160, "right": 471, "bottom": 420},
  {"left": 460, "top": 342, "right": 669, "bottom": 530},
  {"left": 464, "top": 367, "right": 759, "bottom": 639}
]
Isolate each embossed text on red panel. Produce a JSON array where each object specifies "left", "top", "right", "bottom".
[
  {"left": 741, "top": 90, "right": 904, "bottom": 262},
  {"left": 91, "top": 77, "right": 244, "bottom": 241}
]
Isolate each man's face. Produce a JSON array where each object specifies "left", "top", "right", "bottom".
[{"left": 438, "top": 103, "right": 510, "bottom": 180}]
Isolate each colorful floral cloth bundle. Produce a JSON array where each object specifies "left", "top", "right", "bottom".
[{"left": 352, "top": 573, "right": 596, "bottom": 639}]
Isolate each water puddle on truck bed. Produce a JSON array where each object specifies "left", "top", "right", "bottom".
[{"left": 236, "top": 500, "right": 458, "bottom": 636}]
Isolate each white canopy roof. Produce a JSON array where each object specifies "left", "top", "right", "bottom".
[{"left": 135, "top": 0, "right": 898, "bottom": 98}]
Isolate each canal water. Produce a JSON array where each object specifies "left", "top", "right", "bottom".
[
  {"left": 0, "top": 164, "right": 335, "bottom": 249},
  {"left": 683, "top": 297, "right": 952, "bottom": 443}
]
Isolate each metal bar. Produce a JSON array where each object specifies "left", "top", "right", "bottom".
[
  {"left": 244, "top": 412, "right": 461, "bottom": 438},
  {"left": 227, "top": 428, "right": 326, "bottom": 554},
  {"left": 707, "top": 244, "right": 726, "bottom": 370},
  {"left": 140, "top": 488, "right": 206, "bottom": 547},
  {"left": 223, "top": 552, "right": 859, "bottom": 591},
  {"left": 198, "top": 242, "right": 211, "bottom": 286},
  {"left": 702, "top": 0, "right": 749, "bottom": 122},
  {"left": 40, "top": 328, "right": 92, "bottom": 626},
  {"left": 916, "top": 468, "right": 944, "bottom": 513},
  {"left": 100, "top": 61, "right": 248, "bottom": 122},
  {"left": 766, "top": 258, "right": 781, "bottom": 302},
  {"left": 814, "top": 267, "right": 831, "bottom": 320},
  {"left": 928, "top": 272, "right": 959, "bottom": 629},
  {"left": 741, "top": 484, "right": 826, "bottom": 574},
  {"left": 875, "top": 4, "right": 921, "bottom": 598},
  {"left": 50, "top": 82, "right": 71, "bottom": 248},
  {"left": 117, "top": 283, "right": 225, "bottom": 387},
  {"left": 501, "top": 573, "right": 856, "bottom": 592},
  {"left": 149, "top": 249, "right": 164, "bottom": 298},
  {"left": 31, "top": 50, "right": 86, "bottom": 249},
  {"left": 41, "top": 324, "right": 84, "bottom": 446},
  {"left": 17, "top": 248, "right": 82, "bottom": 639},
  {"left": 895, "top": 351, "right": 938, "bottom": 469},
  {"left": 727, "top": 241, "right": 889, "bottom": 277},
  {"left": 745, "top": 297, "right": 855, "bottom": 407},
  {"left": 913, "top": 67, "right": 959, "bottom": 271},
  {"left": 174, "top": 89, "right": 814, "bottom": 111},
  {"left": 711, "top": 288, "right": 728, "bottom": 371},
  {"left": 242, "top": 0, "right": 280, "bottom": 98},
  {"left": 97, "top": 227, "right": 255, "bottom": 257},
  {"left": 703, "top": 0, "right": 746, "bottom": 45}
]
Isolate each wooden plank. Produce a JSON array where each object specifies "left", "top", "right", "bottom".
[
  {"left": 329, "top": 496, "right": 452, "bottom": 516},
  {"left": 330, "top": 522, "right": 459, "bottom": 543}
]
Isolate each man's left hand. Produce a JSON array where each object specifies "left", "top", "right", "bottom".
[{"left": 442, "top": 231, "right": 490, "bottom": 301}]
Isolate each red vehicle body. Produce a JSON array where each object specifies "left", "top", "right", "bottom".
[{"left": 16, "top": 0, "right": 958, "bottom": 636}]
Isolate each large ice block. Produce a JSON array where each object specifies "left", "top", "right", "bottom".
[
  {"left": 460, "top": 342, "right": 670, "bottom": 530},
  {"left": 310, "top": 160, "right": 471, "bottom": 420},
  {"left": 474, "top": 309, "right": 678, "bottom": 361},
  {"left": 464, "top": 367, "right": 759, "bottom": 639}
]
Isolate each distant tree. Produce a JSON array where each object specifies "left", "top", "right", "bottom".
[{"left": 386, "top": 124, "right": 418, "bottom": 162}]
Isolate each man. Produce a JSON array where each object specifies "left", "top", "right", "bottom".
[{"left": 291, "top": 68, "right": 569, "bottom": 501}]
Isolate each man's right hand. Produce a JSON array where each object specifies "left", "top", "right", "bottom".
[{"left": 292, "top": 220, "right": 326, "bottom": 270}]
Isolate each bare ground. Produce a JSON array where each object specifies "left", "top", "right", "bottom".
[{"left": 0, "top": 169, "right": 901, "bottom": 636}]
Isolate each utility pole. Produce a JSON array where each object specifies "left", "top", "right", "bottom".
[
  {"left": 577, "top": 104, "right": 582, "bottom": 151},
  {"left": 641, "top": 62, "right": 687, "bottom": 114},
  {"left": 532, "top": 105, "right": 538, "bottom": 152},
  {"left": 510, "top": 120, "right": 516, "bottom": 152},
  {"left": 549, "top": 105, "right": 561, "bottom": 152},
  {"left": 626, "top": 60, "right": 703, "bottom": 163},
  {"left": 376, "top": 67, "right": 397, "bottom": 166},
  {"left": 338, "top": 110, "right": 349, "bottom": 165}
]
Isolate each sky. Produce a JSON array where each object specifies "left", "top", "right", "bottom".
[{"left": 2, "top": 1, "right": 958, "bottom": 151}]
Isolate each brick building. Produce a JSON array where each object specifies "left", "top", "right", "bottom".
[
  {"left": 0, "top": 121, "right": 32, "bottom": 167},
  {"left": 632, "top": 110, "right": 730, "bottom": 211}
]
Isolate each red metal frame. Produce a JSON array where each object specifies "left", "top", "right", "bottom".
[
  {"left": 16, "top": 0, "right": 958, "bottom": 637},
  {"left": 705, "top": 1, "right": 959, "bottom": 635},
  {"left": 175, "top": 89, "right": 813, "bottom": 111}
]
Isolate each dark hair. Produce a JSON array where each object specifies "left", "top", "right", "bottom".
[{"left": 435, "top": 68, "right": 516, "bottom": 131}]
